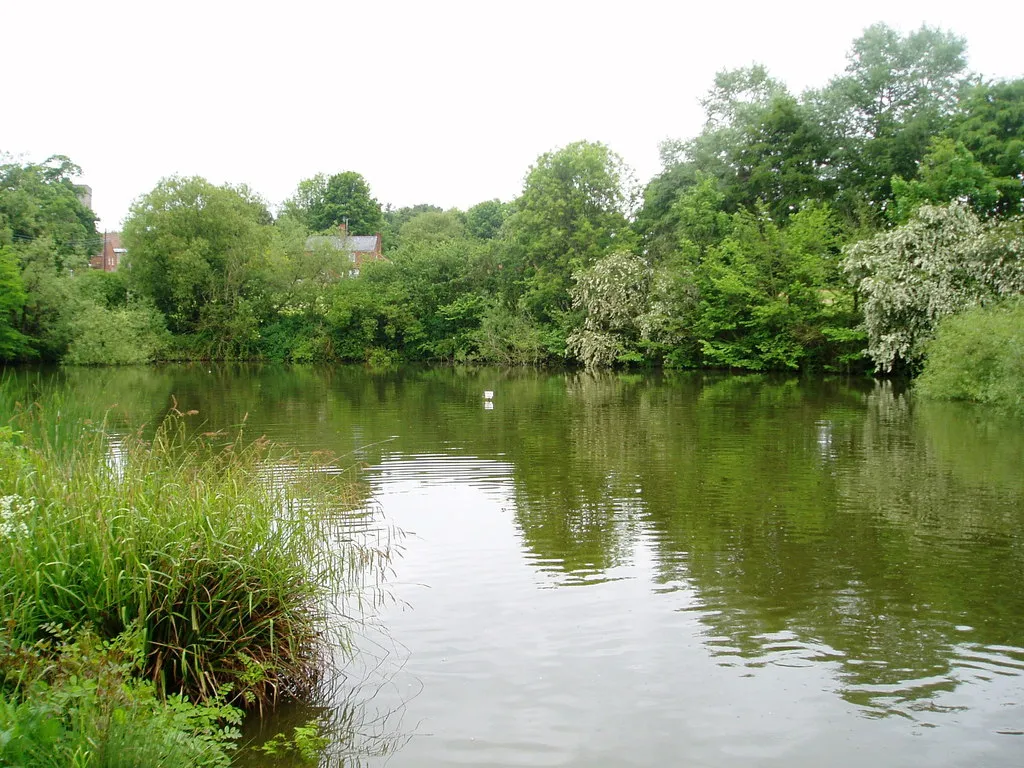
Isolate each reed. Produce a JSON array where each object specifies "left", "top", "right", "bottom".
[{"left": 0, "top": 397, "right": 394, "bottom": 712}]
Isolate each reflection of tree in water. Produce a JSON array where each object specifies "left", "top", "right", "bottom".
[
  {"left": 3, "top": 365, "right": 179, "bottom": 435},
  {"left": 20, "top": 365, "right": 1023, "bottom": 721},
  {"left": 234, "top": 666, "right": 411, "bottom": 768},
  {"left": 509, "top": 372, "right": 651, "bottom": 579},
  {"left": 505, "top": 373, "right": 1024, "bottom": 718}
]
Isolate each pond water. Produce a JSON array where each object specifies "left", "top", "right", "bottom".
[{"left": 13, "top": 365, "right": 1024, "bottom": 766}]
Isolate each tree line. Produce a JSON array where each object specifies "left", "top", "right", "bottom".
[{"left": 2, "top": 24, "right": 1022, "bottom": 392}]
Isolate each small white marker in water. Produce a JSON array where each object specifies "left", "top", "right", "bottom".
[{"left": 483, "top": 390, "right": 494, "bottom": 400}]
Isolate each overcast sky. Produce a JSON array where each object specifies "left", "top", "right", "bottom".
[{"left": 3, "top": 1, "right": 1022, "bottom": 231}]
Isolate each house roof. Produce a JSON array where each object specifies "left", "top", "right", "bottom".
[
  {"left": 305, "top": 234, "right": 379, "bottom": 252},
  {"left": 346, "top": 235, "right": 379, "bottom": 252}
]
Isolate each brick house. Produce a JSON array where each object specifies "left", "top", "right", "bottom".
[
  {"left": 89, "top": 232, "right": 125, "bottom": 271},
  {"left": 304, "top": 222, "right": 384, "bottom": 277}
]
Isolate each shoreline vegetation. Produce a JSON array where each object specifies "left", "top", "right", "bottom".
[
  {"left": 2, "top": 24, "right": 1023, "bottom": 412},
  {"left": 0, "top": 385, "right": 396, "bottom": 766}
]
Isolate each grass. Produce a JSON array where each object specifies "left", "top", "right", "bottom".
[{"left": 0, "top": 388, "right": 396, "bottom": 714}]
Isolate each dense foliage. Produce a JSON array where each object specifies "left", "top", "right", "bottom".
[
  {"left": 916, "top": 299, "right": 1024, "bottom": 414},
  {"left": 3, "top": 24, "right": 1023, "bottom": 400},
  {"left": 0, "top": 626, "right": 241, "bottom": 767}
]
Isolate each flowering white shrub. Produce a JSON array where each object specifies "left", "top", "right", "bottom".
[
  {"left": 0, "top": 493, "right": 33, "bottom": 539},
  {"left": 842, "top": 204, "right": 1024, "bottom": 371}
]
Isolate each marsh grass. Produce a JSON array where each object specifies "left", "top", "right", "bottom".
[{"left": 0, "top": 394, "right": 396, "bottom": 713}]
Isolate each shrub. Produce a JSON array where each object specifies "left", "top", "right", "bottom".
[
  {"left": 916, "top": 299, "right": 1024, "bottom": 415},
  {"left": 842, "top": 204, "right": 1024, "bottom": 372},
  {"left": 64, "top": 301, "right": 169, "bottom": 365}
]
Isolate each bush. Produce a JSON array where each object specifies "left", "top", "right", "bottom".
[
  {"left": 64, "top": 301, "right": 169, "bottom": 365},
  {"left": 916, "top": 299, "right": 1024, "bottom": 415}
]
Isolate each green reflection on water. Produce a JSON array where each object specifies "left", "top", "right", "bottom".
[{"left": 5, "top": 364, "right": 1023, "bottom": 735}]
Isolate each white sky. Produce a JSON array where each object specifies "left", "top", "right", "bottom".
[{"left": 3, "top": 0, "right": 1022, "bottom": 231}]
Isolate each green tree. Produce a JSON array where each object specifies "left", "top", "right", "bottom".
[
  {"left": 693, "top": 203, "right": 855, "bottom": 371},
  {"left": 381, "top": 203, "right": 443, "bottom": 251},
  {"left": 0, "top": 245, "right": 29, "bottom": 359},
  {"left": 0, "top": 154, "right": 99, "bottom": 359},
  {"left": 0, "top": 154, "right": 98, "bottom": 265},
  {"left": 811, "top": 24, "right": 970, "bottom": 217},
  {"left": 634, "top": 161, "right": 704, "bottom": 261},
  {"left": 465, "top": 199, "right": 510, "bottom": 240},
  {"left": 503, "top": 141, "right": 639, "bottom": 325},
  {"left": 951, "top": 78, "right": 1024, "bottom": 216},
  {"left": 122, "top": 177, "right": 273, "bottom": 352},
  {"left": 729, "top": 94, "right": 835, "bottom": 220},
  {"left": 640, "top": 68, "right": 833, "bottom": 256},
  {"left": 282, "top": 171, "right": 384, "bottom": 234},
  {"left": 890, "top": 138, "right": 1000, "bottom": 222},
  {"left": 398, "top": 210, "right": 467, "bottom": 245}
]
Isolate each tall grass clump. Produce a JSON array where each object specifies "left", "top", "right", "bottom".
[
  {"left": 0, "top": 401, "right": 395, "bottom": 712},
  {"left": 916, "top": 299, "right": 1024, "bottom": 416}
]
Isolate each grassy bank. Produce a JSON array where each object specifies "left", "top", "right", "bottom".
[{"left": 0, "top": 390, "right": 395, "bottom": 765}]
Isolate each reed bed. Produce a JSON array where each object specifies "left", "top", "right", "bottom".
[{"left": 0, "top": 395, "right": 395, "bottom": 712}]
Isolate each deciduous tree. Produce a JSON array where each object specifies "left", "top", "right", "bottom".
[
  {"left": 842, "top": 204, "right": 1024, "bottom": 372},
  {"left": 123, "top": 177, "right": 273, "bottom": 350},
  {"left": 282, "top": 171, "right": 383, "bottom": 234}
]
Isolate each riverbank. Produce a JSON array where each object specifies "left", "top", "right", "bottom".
[{"left": 0, "top": 388, "right": 393, "bottom": 766}]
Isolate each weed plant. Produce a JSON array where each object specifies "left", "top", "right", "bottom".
[
  {"left": 0, "top": 625, "right": 241, "bottom": 767},
  {"left": 0, "top": 398, "right": 395, "bottom": 712}
]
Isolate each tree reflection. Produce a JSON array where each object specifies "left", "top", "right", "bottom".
[{"left": 11, "top": 365, "right": 1024, "bottom": 720}]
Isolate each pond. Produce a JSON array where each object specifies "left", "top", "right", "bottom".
[{"left": 13, "top": 365, "right": 1024, "bottom": 767}]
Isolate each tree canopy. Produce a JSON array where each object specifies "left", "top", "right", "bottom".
[
  {"left": 282, "top": 171, "right": 384, "bottom": 234},
  {"left": 122, "top": 177, "right": 273, "bottom": 348},
  {"left": 5, "top": 23, "right": 1024, "bottom": 387}
]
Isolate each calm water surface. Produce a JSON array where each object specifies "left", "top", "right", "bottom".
[{"left": 15, "top": 365, "right": 1024, "bottom": 766}]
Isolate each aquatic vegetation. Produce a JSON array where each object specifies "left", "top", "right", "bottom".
[{"left": 0, "top": 398, "right": 396, "bottom": 712}]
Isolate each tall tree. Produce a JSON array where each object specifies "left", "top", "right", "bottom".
[
  {"left": 0, "top": 154, "right": 98, "bottom": 358},
  {"left": 122, "top": 177, "right": 273, "bottom": 350},
  {"left": 503, "top": 141, "right": 639, "bottom": 321},
  {"left": 282, "top": 171, "right": 384, "bottom": 234},
  {"left": 0, "top": 154, "right": 98, "bottom": 263},
  {"left": 0, "top": 246, "right": 29, "bottom": 359},
  {"left": 951, "top": 78, "right": 1024, "bottom": 216},
  {"left": 729, "top": 94, "right": 835, "bottom": 219},
  {"left": 811, "top": 24, "right": 971, "bottom": 216},
  {"left": 465, "top": 199, "right": 510, "bottom": 240}
]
